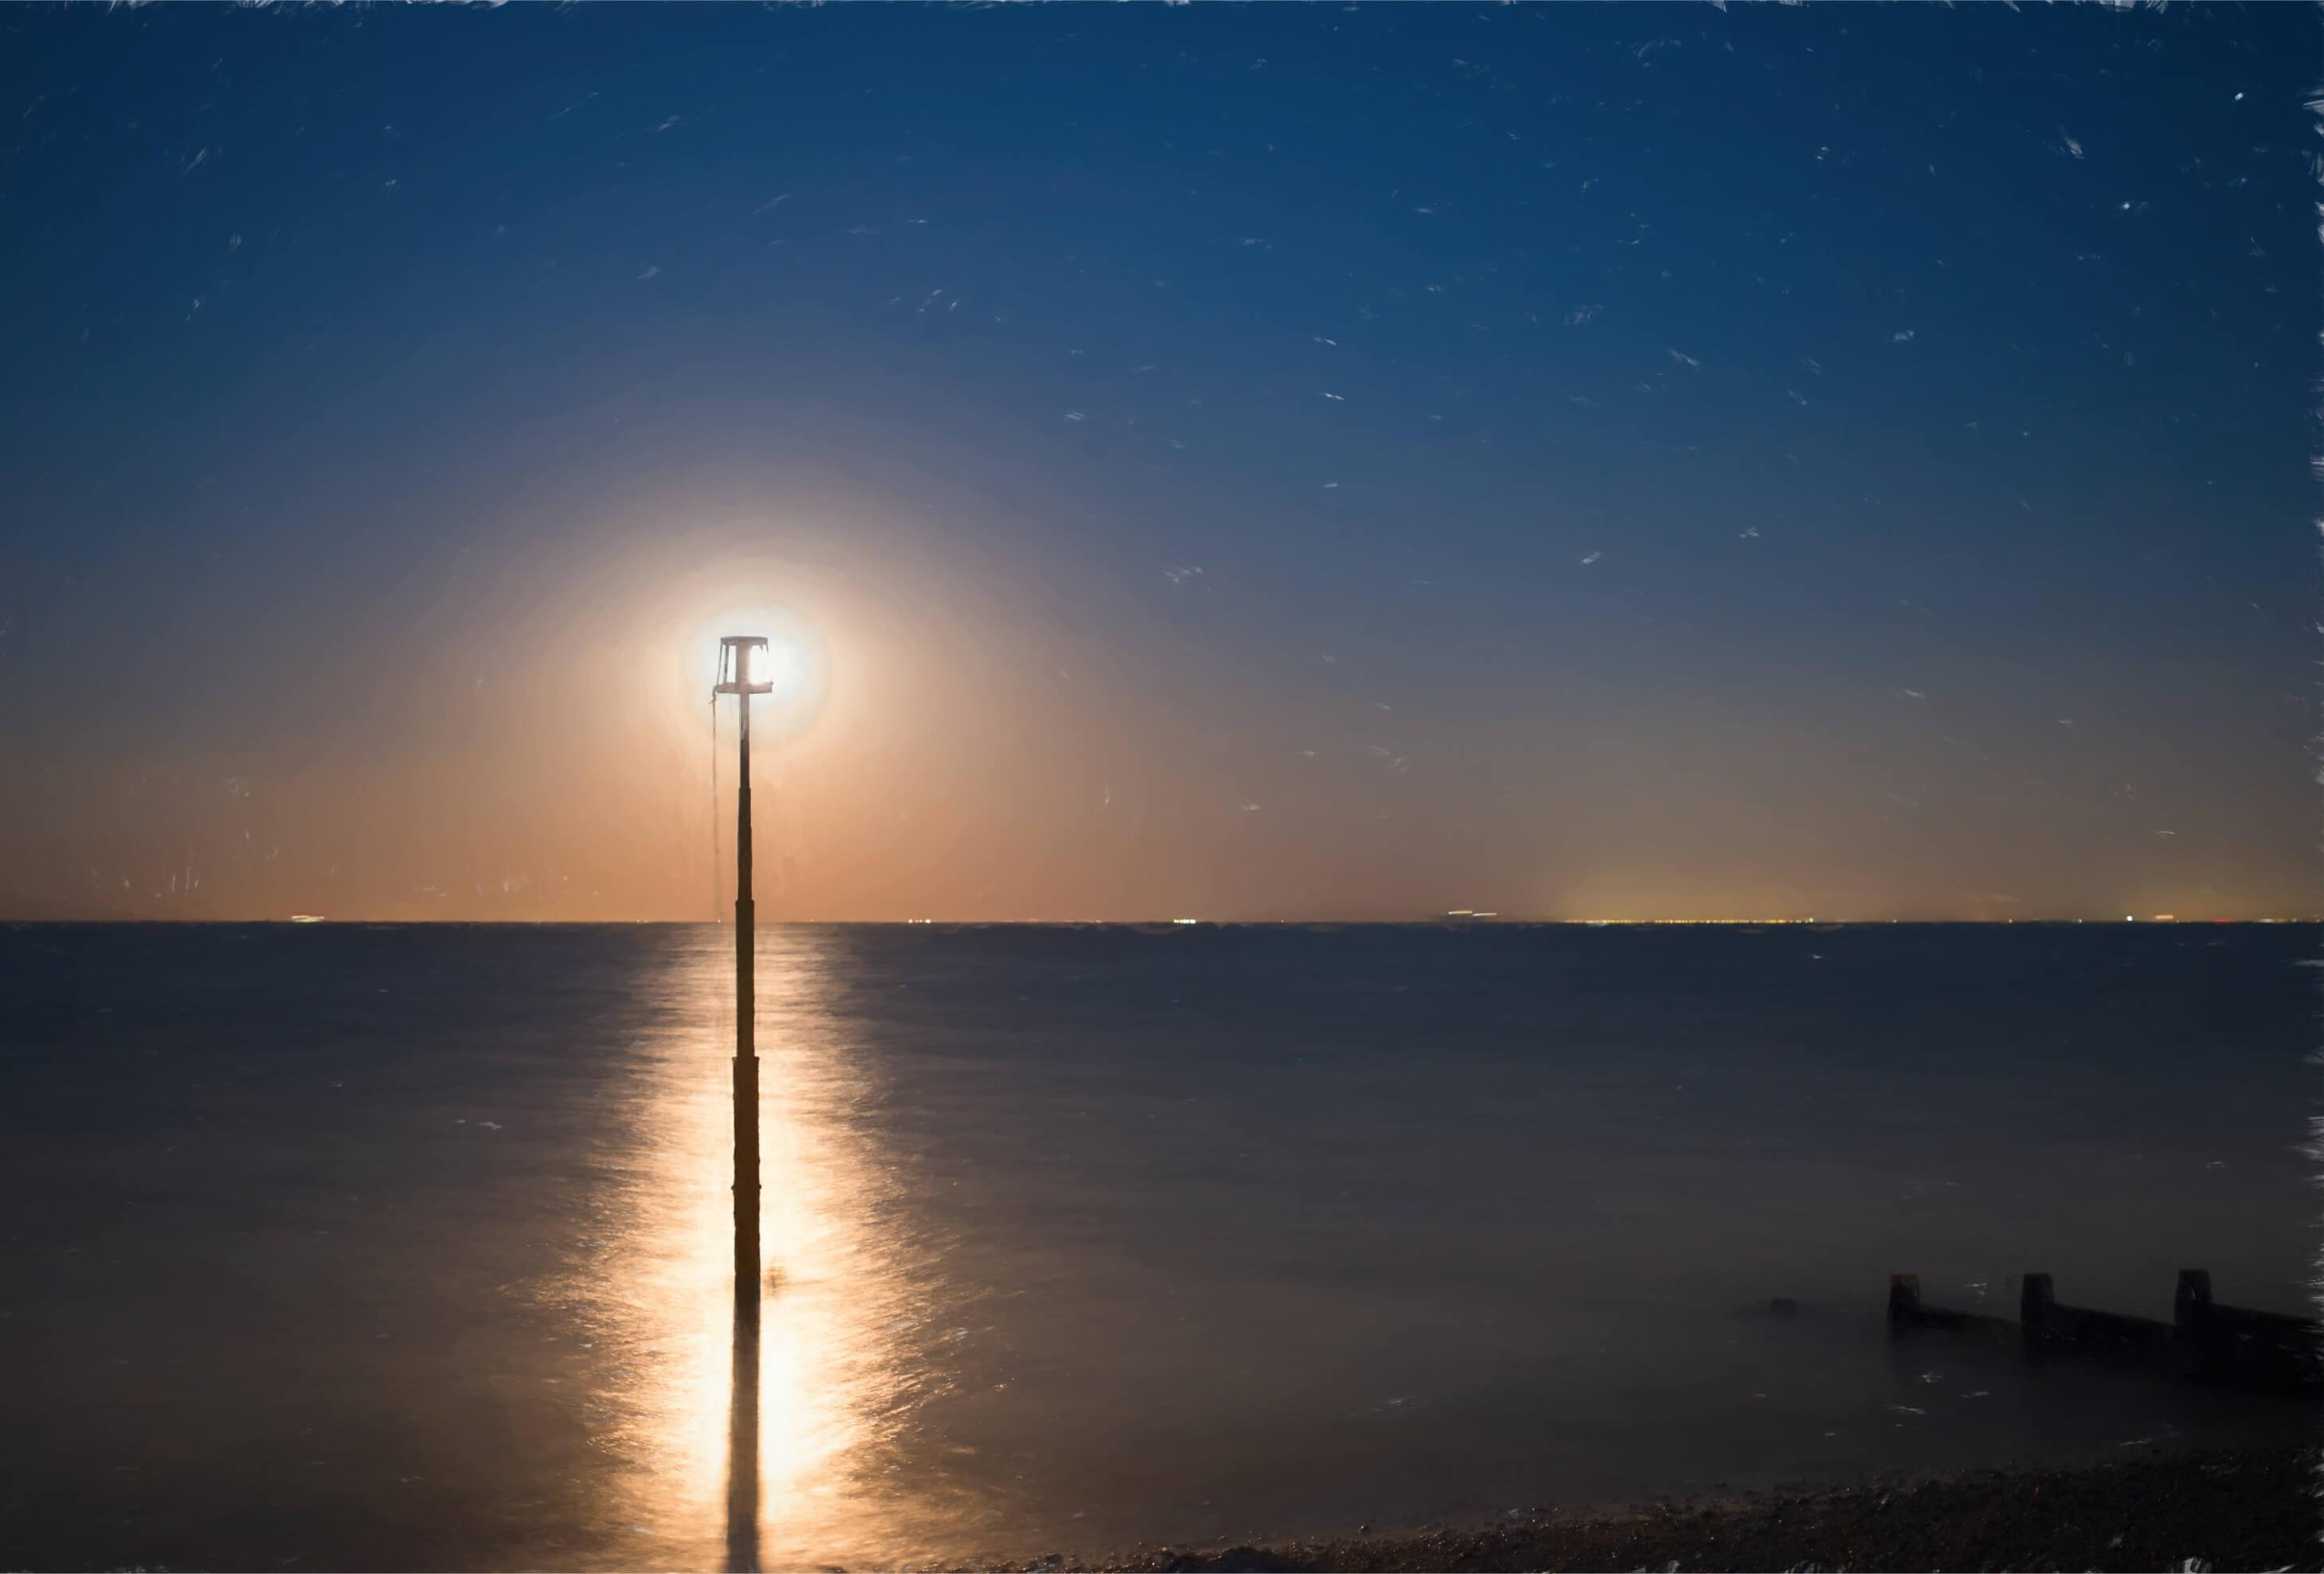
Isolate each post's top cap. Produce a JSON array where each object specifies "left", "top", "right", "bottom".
[{"left": 714, "top": 633, "right": 777, "bottom": 695}]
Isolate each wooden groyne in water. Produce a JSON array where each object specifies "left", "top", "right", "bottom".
[{"left": 1886, "top": 1270, "right": 2320, "bottom": 1392}]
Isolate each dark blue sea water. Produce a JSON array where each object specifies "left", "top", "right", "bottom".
[{"left": 0, "top": 922, "right": 2314, "bottom": 1570}]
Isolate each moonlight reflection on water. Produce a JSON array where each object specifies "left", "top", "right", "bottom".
[{"left": 584, "top": 928, "right": 946, "bottom": 1571}]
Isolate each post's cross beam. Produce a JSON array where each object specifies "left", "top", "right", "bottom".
[{"left": 715, "top": 635, "right": 777, "bottom": 695}]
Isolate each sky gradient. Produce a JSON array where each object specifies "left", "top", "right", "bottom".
[{"left": 2, "top": 2, "right": 2316, "bottom": 922}]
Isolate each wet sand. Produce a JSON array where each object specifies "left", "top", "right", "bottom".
[{"left": 972, "top": 1445, "right": 2318, "bottom": 1573}]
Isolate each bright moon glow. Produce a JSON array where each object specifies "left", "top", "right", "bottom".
[
  {"left": 737, "top": 641, "right": 800, "bottom": 695},
  {"left": 679, "top": 601, "right": 832, "bottom": 744}
]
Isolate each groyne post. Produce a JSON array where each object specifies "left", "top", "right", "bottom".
[
  {"left": 2173, "top": 1268, "right": 2213, "bottom": 1339},
  {"left": 2019, "top": 1272, "right": 2055, "bottom": 1349},
  {"left": 1887, "top": 1274, "right": 1924, "bottom": 1330},
  {"left": 714, "top": 635, "right": 774, "bottom": 1324}
]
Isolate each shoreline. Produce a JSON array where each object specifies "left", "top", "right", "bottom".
[{"left": 962, "top": 1444, "right": 2318, "bottom": 1573}]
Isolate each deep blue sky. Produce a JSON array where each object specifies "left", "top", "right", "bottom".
[{"left": 1, "top": 2, "right": 2315, "bottom": 920}]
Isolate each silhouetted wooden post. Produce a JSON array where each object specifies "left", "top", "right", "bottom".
[
  {"left": 1887, "top": 1274, "right": 1923, "bottom": 1331},
  {"left": 2174, "top": 1269, "right": 2213, "bottom": 1337},
  {"left": 2020, "top": 1272, "right": 2054, "bottom": 1349},
  {"left": 717, "top": 636, "right": 774, "bottom": 1321}
]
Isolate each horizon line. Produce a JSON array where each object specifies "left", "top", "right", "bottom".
[{"left": 3, "top": 916, "right": 2314, "bottom": 928}]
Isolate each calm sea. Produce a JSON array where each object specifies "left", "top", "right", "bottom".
[{"left": 0, "top": 922, "right": 2314, "bottom": 1571}]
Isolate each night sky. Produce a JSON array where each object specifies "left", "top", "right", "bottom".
[{"left": 2, "top": 3, "right": 2315, "bottom": 922}]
